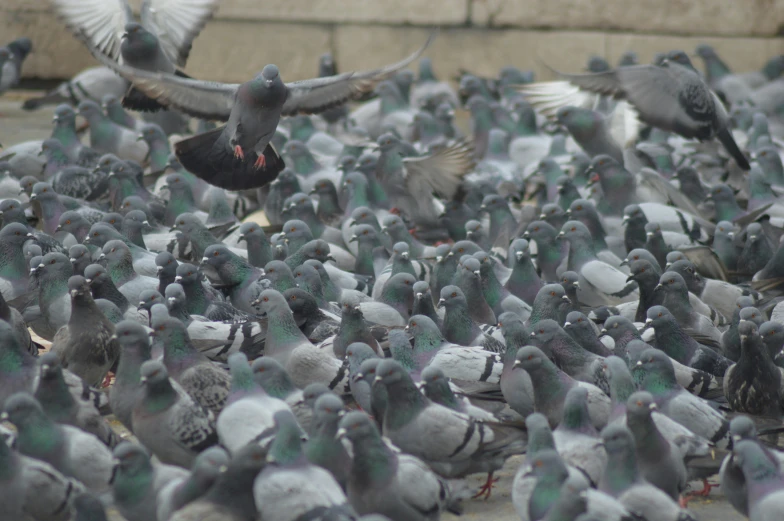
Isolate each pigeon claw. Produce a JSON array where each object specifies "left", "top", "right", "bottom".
[
  {"left": 254, "top": 154, "right": 267, "bottom": 169},
  {"left": 472, "top": 472, "right": 499, "bottom": 500},
  {"left": 101, "top": 371, "right": 116, "bottom": 389},
  {"left": 233, "top": 145, "right": 245, "bottom": 160},
  {"left": 681, "top": 479, "right": 715, "bottom": 506}
]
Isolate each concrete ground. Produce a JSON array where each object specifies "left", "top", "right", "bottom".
[{"left": 0, "top": 93, "right": 746, "bottom": 521}]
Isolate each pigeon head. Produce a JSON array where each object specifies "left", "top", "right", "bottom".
[
  {"left": 337, "top": 410, "right": 378, "bottom": 444},
  {"left": 77, "top": 100, "right": 103, "bottom": 121},
  {"left": 2, "top": 392, "right": 44, "bottom": 427},
  {"left": 374, "top": 359, "right": 408, "bottom": 387},
  {"left": 37, "top": 352, "right": 62, "bottom": 382},
  {"left": 292, "top": 264, "right": 322, "bottom": 292},
  {"left": 623, "top": 248, "right": 659, "bottom": 270},
  {"left": 309, "top": 179, "right": 337, "bottom": 200},
  {"left": 30, "top": 182, "right": 59, "bottom": 204},
  {"left": 349, "top": 207, "right": 376, "bottom": 228},
  {"left": 558, "top": 220, "right": 593, "bottom": 244},
  {"left": 102, "top": 213, "right": 124, "bottom": 231},
  {"left": 406, "top": 314, "right": 439, "bottom": 339},
  {"left": 760, "top": 321, "right": 784, "bottom": 355},
  {"left": 461, "top": 257, "right": 482, "bottom": 280},
  {"left": 140, "top": 359, "right": 171, "bottom": 388},
  {"left": 84, "top": 263, "right": 110, "bottom": 286},
  {"left": 336, "top": 155, "right": 357, "bottom": 174},
  {"left": 150, "top": 317, "right": 190, "bottom": 348},
  {"left": 706, "top": 184, "right": 736, "bottom": 204},
  {"left": 190, "top": 446, "right": 230, "bottom": 486},
  {"left": 355, "top": 153, "right": 378, "bottom": 174},
  {"left": 52, "top": 104, "right": 76, "bottom": 125},
  {"left": 514, "top": 345, "right": 548, "bottom": 373},
  {"left": 173, "top": 263, "right": 201, "bottom": 286},
  {"left": 163, "top": 173, "right": 194, "bottom": 196},
  {"left": 540, "top": 204, "right": 566, "bottom": 227},
  {"left": 560, "top": 271, "right": 579, "bottom": 292},
  {"left": 121, "top": 22, "right": 156, "bottom": 48},
  {"left": 100, "top": 239, "right": 132, "bottom": 265},
  {"left": 251, "top": 356, "right": 294, "bottom": 395},
  {"left": 654, "top": 271, "right": 688, "bottom": 295},
  {"left": 339, "top": 294, "right": 363, "bottom": 317},
  {"left": 533, "top": 283, "right": 569, "bottom": 309},
  {"left": 255, "top": 289, "right": 290, "bottom": 317},
  {"left": 297, "top": 239, "right": 334, "bottom": 264},
  {"left": 738, "top": 320, "right": 761, "bottom": 344},
  {"left": 302, "top": 383, "right": 332, "bottom": 409},
  {"left": 282, "top": 140, "right": 309, "bottom": 160},
  {"left": 69, "top": 244, "right": 90, "bottom": 265},
  {"left": 345, "top": 342, "right": 377, "bottom": 368},
  {"left": 626, "top": 391, "right": 657, "bottom": 421},
  {"left": 618, "top": 50, "right": 639, "bottom": 66},
  {"left": 586, "top": 55, "right": 610, "bottom": 72},
  {"left": 115, "top": 320, "right": 150, "bottom": 349},
  {"left": 101, "top": 94, "right": 120, "bottom": 110},
  {"left": 464, "top": 220, "right": 483, "bottom": 242},
  {"left": 123, "top": 209, "right": 150, "bottom": 231},
  {"left": 412, "top": 281, "right": 431, "bottom": 304},
  {"left": 664, "top": 50, "right": 694, "bottom": 69},
  {"left": 67, "top": 274, "right": 91, "bottom": 298},
  {"left": 137, "top": 123, "right": 166, "bottom": 145},
  {"left": 643, "top": 222, "right": 663, "bottom": 240},
  {"left": 283, "top": 288, "right": 319, "bottom": 324},
  {"left": 563, "top": 311, "right": 591, "bottom": 331},
  {"left": 112, "top": 442, "right": 152, "bottom": 475},
  {"left": 312, "top": 393, "right": 345, "bottom": 425},
  {"left": 376, "top": 132, "right": 401, "bottom": 151},
  {"left": 635, "top": 348, "right": 674, "bottom": 376},
  {"left": 626, "top": 259, "right": 660, "bottom": 286},
  {"left": 732, "top": 439, "right": 781, "bottom": 483},
  {"left": 354, "top": 357, "right": 382, "bottom": 386},
  {"left": 230, "top": 442, "right": 269, "bottom": 475},
  {"left": 0, "top": 222, "right": 32, "bottom": 246},
  {"left": 263, "top": 260, "right": 295, "bottom": 289},
  {"left": 164, "top": 283, "right": 187, "bottom": 309},
  {"left": 201, "top": 245, "right": 234, "bottom": 270},
  {"left": 281, "top": 219, "right": 313, "bottom": 245},
  {"left": 83, "top": 223, "right": 122, "bottom": 248},
  {"left": 373, "top": 80, "right": 404, "bottom": 103},
  {"left": 600, "top": 315, "right": 637, "bottom": 339},
  {"left": 169, "top": 212, "right": 203, "bottom": 234},
  {"left": 729, "top": 416, "right": 758, "bottom": 442},
  {"left": 94, "top": 154, "right": 121, "bottom": 174},
  {"left": 528, "top": 449, "right": 569, "bottom": 481},
  {"left": 38, "top": 252, "right": 72, "bottom": 279},
  {"left": 645, "top": 305, "right": 675, "bottom": 328},
  {"left": 238, "top": 222, "right": 266, "bottom": 244},
  {"left": 523, "top": 221, "right": 557, "bottom": 243},
  {"left": 510, "top": 238, "right": 530, "bottom": 262},
  {"left": 0, "top": 199, "right": 25, "bottom": 225},
  {"left": 479, "top": 194, "right": 508, "bottom": 214},
  {"left": 556, "top": 106, "right": 599, "bottom": 131},
  {"left": 600, "top": 423, "right": 635, "bottom": 456},
  {"left": 450, "top": 241, "right": 481, "bottom": 259},
  {"left": 121, "top": 196, "right": 152, "bottom": 216},
  {"left": 438, "top": 285, "right": 466, "bottom": 309}
]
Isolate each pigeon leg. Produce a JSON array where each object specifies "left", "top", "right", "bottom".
[
  {"left": 101, "top": 371, "right": 115, "bottom": 388},
  {"left": 472, "top": 472, "right": 499, "bottom": 500},
  {"left": 680, "top": 479, "right": 715, "bottom": 506},
  {"left": 254, "top": 154, "right": 267, "bottom": 169},
  {"left": 233, "top": 145, "right": 245, "bottom": 160}
]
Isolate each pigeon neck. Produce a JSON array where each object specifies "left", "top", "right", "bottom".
[
  {"left": 529, "top": 468, "right": 567, "bottom": 521},
  {"left": 379, "top": 90, "right": 407, "bottom": 115},
  {"left": 344, "top": 182, "right": 370, "bottom": 216},
  {"left": 257, "top": 372, "right": 296, "bottom": 400},
  {"left": 391, "top": 257, "right": 416, "bottom": 279},
  {"left": 443, "top": 304, "right": 479, "bottom": 345},
  {"left": 378, "top": 285, "right": 410, "bottom": 319},
  {"left": 268, "top": 422, "right": 305, "bottom": 466},
  {"left": 742, "top": 452, "right": 784, "bottom": 505},
  {"left": 0, "top": 292, "right": 10, "bottom": 322},
  {"left": 702, "top": 55, "right": 731, "bottom": 83},
  {"left": 527, "top": 427, "right": 556, "bottom": 458},
  {"left": 501, "top": 331, "right": 528, "bottom": 372},
  {"left": 0, "top": 336, "right": 34, "bottom": 375},
  {"left": 166, "top": 192, "right": 197, "bottom": 222},
  {"left": 218, "top": 257, "right": 258, "bottom": 287},
  {"left": 660, "top": 289, "right": 693, "bottom": 318},
  {"left": 609, "top": 372, "right": 635, "bottom": 409},
  {"left": 626, "top": 410, "right": 669, "bottom": 456},
  {"left": 713, "top": 198, "right": 743, "bottom": 222},
  {"left": 34, "top": 200, "right": 66, "bottom": 235},
  {"left": 508, "top": 256, "right": 540, "bottom": 290},
  {"left": 479, "top": 265, "right": 504, "bottom": 308},
  {"left": 378, "top": 147, "right": 405, "bottom": 176},
  {"left": 148, "top": 141, "right": 170, "bottom": 173},
  {"left": 355, "top": 241, "right": 379, "bottom": 277},
  {"left": 565, "top": 236, "right": 597, "bottom": 271},
  {"left": 246, "top": 237, "right": 272, "bottom": 269},
  {"left": 190, "top": 228, "right": 220, "bottom": 260},
  {"left": 169, "top": 302, "right": 191, "bottom": 325},
  {"left": 316, "top": 190, "right": 341, "bottom": 220},
  {"left": 36, "top": 371, "right": 77, "bottom": 423},
  {"left": 122, "top": 226, "right": 146, "bottom": 249},
  {"left": 349, "top": 433, "right": 397, "bottom": 486},
  {"left": 141, "top": 378, "right": 179, "bottom": 413},
  {"left": 290, "top": 152, "right": 320, "bottom": 175},
  {"left": 182, "top": 280, "right": 210, "bottom": 315},
  {"left": 265, "top": 308, "right": 311, "bottom": 358},
  {"left": 640, "top": 367, "right": 677, "bottom": 396},
  {"left": 601, "top": 446, "right": 640, "bottom": 497},
  {"left": 205, "top": 464, "right": 260, "bottom": 518},
  {"left": 91, "top": 278, "right": 129, "bottom": 312},
  {"left": 161, "top": 331, "right": 201, "bottom": 376},
  {"left": 228, "top": 364, "right": 262, "bottom": 402},
  {"left": 0, "top": 442, "right": 17, "bottom": 480},
  {"left": 557, "top": 398, "right": 596, "bottom": 436},
  {"left": 115, "top": 342, "right": 151, "bottom": 390},
  {"left": 50, "top": 125, "right": 78, "bottom": 150},
  {"left": 69, "top": 292, "right": 102, "bottom": 323},
  {"left": 412, "top": 326, "right": 446, "bottom": 357},
  {"left": 16, "top": 411, "right": 63, "bottom": 460},
  {"left": 113, "top": 461, "right": 154, "bottom": 506},
  {"left": 389, "top": 338, "right": 416, "bottom": 373},
  {"left": 383, "top": 377, "right": 428, "bottom": 431},
  {"left": 40, "top": 272, "right": 69, "bottom": 304},
  {"left": 412, "top": 296, "right": 439, "bottom": 325},
  {"left": 427, "top": 382, "right": 461, "bottom": 411},
  {"left": 652, "top": 321, "right": 694, "bottom": 363}
]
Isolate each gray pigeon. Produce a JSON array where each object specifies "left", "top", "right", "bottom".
[
  {"left": 731, "top": 440, "right": 784, "bottom": 521},
  {"left": 254, "top": 410, "right": 356, "bottom": 521},
  {"left": 304, "top": 393, "right": 352, "bottom": 490},
  {"left": 50, "top": 275, "right": 120, "bottom": 388},
  {"left": 548, "top": 51, "right": 750, "bottom": 170},
  {"left": 338, "top": 410, "right": 463, "bottom": 521},
  {"left": 252, "top": 357, "right": 311, "bottom": 430},
  {"left": 87, "top": 34, "right": 434, "bottom": 189},
  {"left": 3, "top": 392, "right": 114, "bottom": 493},
  {"left": 552, "top": 387, "right": 607, "bottom": 486},
  {"left": 132, "top": 360, "right": 218, "bottom": 468},
  {"left": 110, "top": 442, "right": 190, "bottom": 521},
  {"left": 110, "top": 320, "right": 152, "bottom": 430},
  {"left": 156, "top": 446, "right": 231, "bottom": 521}
]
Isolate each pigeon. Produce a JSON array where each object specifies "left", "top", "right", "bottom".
[
  {"left": 374, "top": 358, "right": 525, "bottom": 497},
  {"left": 216, "top": 352, "right": 290, "bottom": 455},
  {"left": 254, "top": 410, "right": 356, "bottom": 521},
  {"left": 513, "top": 345, "right": 610, "bottom": 429},
  {"left": 155, "top": 446, "right": 231, "bottom": 521},
  {"left": 110, "top": 442, "right": 190, "bottom": 521},
  {"left": 110, "top": 320, "right": 153, "bottom": 430},
  {"left": 132, "top": 360, "right": 217, "bottom": 468},
  {"left": 545, "top": 51, "right": 750, "bottom": 170},
  {"left": 337, "top": 410, "right": 463, "bottom": 521},
  {"left": 438, "top": 285, "right": 505, "bottom": 352},
  {"left": 598, "top": 423, "right": 697, "bottom": 521},
  {"left": 50, "top": 275, "right": 120, "bottom": 388},
  {"left": 251, "top": 356, "right": 312, "bottom": 430},
  {"left": 87, "top": 34, "right": 434, "bottom": 190},
  {"left": 304, "top": 393, "right": 352, "bottom": 490},
  {"left": 3, "top": 392, "right": 114, "bottom": 493},
  {"left": 730, "top": 440, "right": 784, "bottom": 521},
  {"left": 552, "top": 386, "right": 608, "bottom": 486},
  {"left": 34, "top": 352, "right": 118, "bottom": 448}
]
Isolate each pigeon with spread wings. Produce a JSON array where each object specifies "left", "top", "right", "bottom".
[
  {"left": 81, "top": 33, "right": 435, "bottom": 190},
  {"left": 50, "top": 0, "right": 221, "bottom": 111},
  {"left": 533, "top": 50, "right": 750, "bottom": 171}
]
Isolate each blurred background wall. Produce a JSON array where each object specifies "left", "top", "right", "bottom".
[{"left": 2, "top": 0, "right": 783, "bottom": 83}]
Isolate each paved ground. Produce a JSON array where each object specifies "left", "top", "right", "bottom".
[{"left": 0, "top": 93, "right": 747, "bottom": 520}]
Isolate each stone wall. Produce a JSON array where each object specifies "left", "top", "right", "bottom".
[{"left": 1, "top": 0, "right": 783, "bottom": 84}]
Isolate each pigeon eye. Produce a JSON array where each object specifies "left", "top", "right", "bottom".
[
  {"left": 316, "top": 249, "right": 321, "bottom": 254},
  {"left": 157, "top": 325, "right": 165, "bottom": 331},
  {"left": 411, "top": 321, "right": 417, "bottom": 327},
  {"left": 636, "top": 401, "right": 642, "bottom": 407},
  {"left": 577, "top": 318, "right": 583, "bottom": 322},
  {"left": 15, "top": 231, "right": 19, "bottom": 236},
  {"left": 539, "top": 329, "right": 544, "bottom": 333},
  {"left": 363, "top": 230, "right": 368, "bottom": 235},
  {"left": 658, "top": 312, "right": 662, "bottom": 317},
  {"left": 576, "top": 205, "right": 582, "bottom": 210},
  {"left": 213, "top": 251, "right": 219, "bottom": 256},
  {"left": 527, "top": 355, "right": 533, "bottom": 360},
  {"left": 151, "top": 296, "right": 156, "bottom": 300},
  {"left": 669, "top": 279, "right": 674, "bottom": 284},
  {"left": 50, "top": 259, "right": 55, "bottom": 264},
  {"left": 111, "top": 248, "right": 116, "bottom": 253},
  {"left": 550, "top": 291, "right": 555, "bottom": 296},
  {"left": 640, "top": 268, "right": 645, "bottom": 272},
  {"left": 451, "top": 292, "right": 456, "bottom": 297},
  {"left": 570, "top": 227, "right": 576, "bottom": 232},
  {"left": 42, "top": 188, "right": 47, "bottom": 193},
  {"left": 533, "top": 227, "right": 539, "bottom": 231}
]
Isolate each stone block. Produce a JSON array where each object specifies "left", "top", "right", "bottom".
[
  {"left": 471, "top": 0, "right": 781, "bottom": 37},
  {"left": 333, "top": 25, "right": 607, "bottom": 82},
  {"left": 217, "top": 0, "right": 468, "bottom": 25},
  {"left": 605, "top": 33, "right": 773, "bottom": 73},
  {"left": 179, "top": 21, "right": 333, "bottom": 83}
]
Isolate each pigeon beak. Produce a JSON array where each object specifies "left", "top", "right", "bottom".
[
  {"left": 29, "top": 194, "right": 36, "bottom": 200},
  {"left": 749, "top": 235, "right": 757, "bottom": 240},
  {"left": 85, "top": 278, "right": 92, "bottom": 285},
  {"left": 156, "top": 266, "right": 163, "bottom": 273},
  {"left": 649, "top": 403, "right": 657, "bottom": 411},
  {"left": 349, "top": 220, "right": 358, "bottom": 227},
  {"left": 335, "top": 427, "right": 347, "bottom": 440},
  {"left": 380, "top": 226, "right": 388, "bottom": 233},
  {"left": 556, "top": 231, "right": 565, "bottom": 240},
  {"left": 600, "top": 328, "right": 608, "bottom": 335},
  {"left": 437, "top": 298, "right": 445, "bottom": 308},
  {"left": 55, "top": 225, "right": 62, "bottom": 232},
  {"left": 121, "top": 32, "right": 129, "bottom": 40},
  {"left": 415, "top": 292, "right": 423, "bottom": 300},
  {"left": 401, "top": 252, "right": 409, "bottom": 260},
  {"left": 374, "top": 375, "right": 383, "bottom": 383},
  {"left": 266, "top": 79, "right": 274, "bottom": 87},
  {"left": 52, "top": 115, "right": 59, "bottom": 123},
  {"left": 83, "top": 236, "right": 90, "bottom": 244},
  {"left": 561, "top": 295, "right": 570, "bottom": 303},
  {"left": 326, "top": 255, "right": 336, "bottom": 262},
  {"left": 654, "top": 284, "right": 663, "bottom": 291},
  {"left": 473, "top": 270, "right": 480, "bottom": 277},
  {"left": 529, "top": 331, "right": 536, "bottom": 338},
  {"left": 645, "top": 318, "right": 653, "bottom": 326},
  {"left": 625, "top": 275, "right": 635, "bottom": 283},
  {"left": 564, "top": 321, "right": 571, "bottom": 328},
  {"left": 69, "top": 258, "right": 77, "bottom": 264},
  {"left": 646, "top": 232, "right": 653, "bottom": 238},
  {"left": 727, "top": 232, "right": 734, "bottom": 239},
  {"left": 404, "top": 325, "right": 410, "bottom": 332},
  {"left": 136, "top": 134, "right": 144, "bottom": 142},
  {"left": 201, "top": 257, "right": 209, "bottom": 264},
  {"left": 539, "top": 213, "right": 546, "bottom": 220},
  {"left": 435, "top": 256, "right": 443, "bottom": 263},
  {"left": 139, "top": 301, "right": 145, "bottom": 308},
  {"left": 69, "top": 289, "right": 78, "bottom": 297},
  {"left": 99, "top": 253, "right": 106, "bottom": 260},
  {"left": 522, "top": 231, "right": 531, "bottom": 240},
  {"left": 573, "top": 282, "right": 579, "bottom": 289},
  {"left": 636, "top": 360, "right": 643, "bottom": 366},
  {"left": 139, "top": 375, "right": 147, "bottom": 383},
  {"left": 109, "top": 334, "right": 117, "bottom": 341},
  {"left": 622, "top": 216, "right": 629, "bottom": 225},
  {"left": 620, "top": 259, "right": 629, "bottom": 267},
  {"left": 349, "top": 234, "right": 358, "bottom": 243},
  {"left": 174, "top": 276, "right": 182, "bottom": 282},
  {"left": 0, "top": 412, "right": 7, "bottom": 422},
  {"left": 479, "top": 205, "right": 487, "bottom": 212},
  {"left": 515, "top": 251, "right": 524, "bottom": 261},
  {"left": 168, "top": 297, "right": 175, "bottom": 304},
  {"left": 26, "top": 233, "right": 34, "bottom": 238},
  {"left": 513, "top": 360, "right": 522, "bottom": 368}
]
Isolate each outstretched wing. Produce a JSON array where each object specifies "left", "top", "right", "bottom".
[
  {"left": 141, "top": 0, "right": 221, "bottom": 67},
  {"left": 281, "top": 32, "right": 435, "bottom": 116},
  {"left": 50, "top": 0, "right": 133, "bottom": 61}
]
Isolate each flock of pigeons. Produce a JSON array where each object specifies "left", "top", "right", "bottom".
[{"left": 0, "top": 1, "right": 783, "bottom": 521}]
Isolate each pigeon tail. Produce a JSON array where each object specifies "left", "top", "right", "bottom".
[
  {"left": 175, "top": 125, "right": 285, "bottom": 190},
  {"left": 122, "top": 86, "right": 168, "bottom": 112},
  {"left": 716, "top": 127, "right": 750, "bottom": 170}
]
